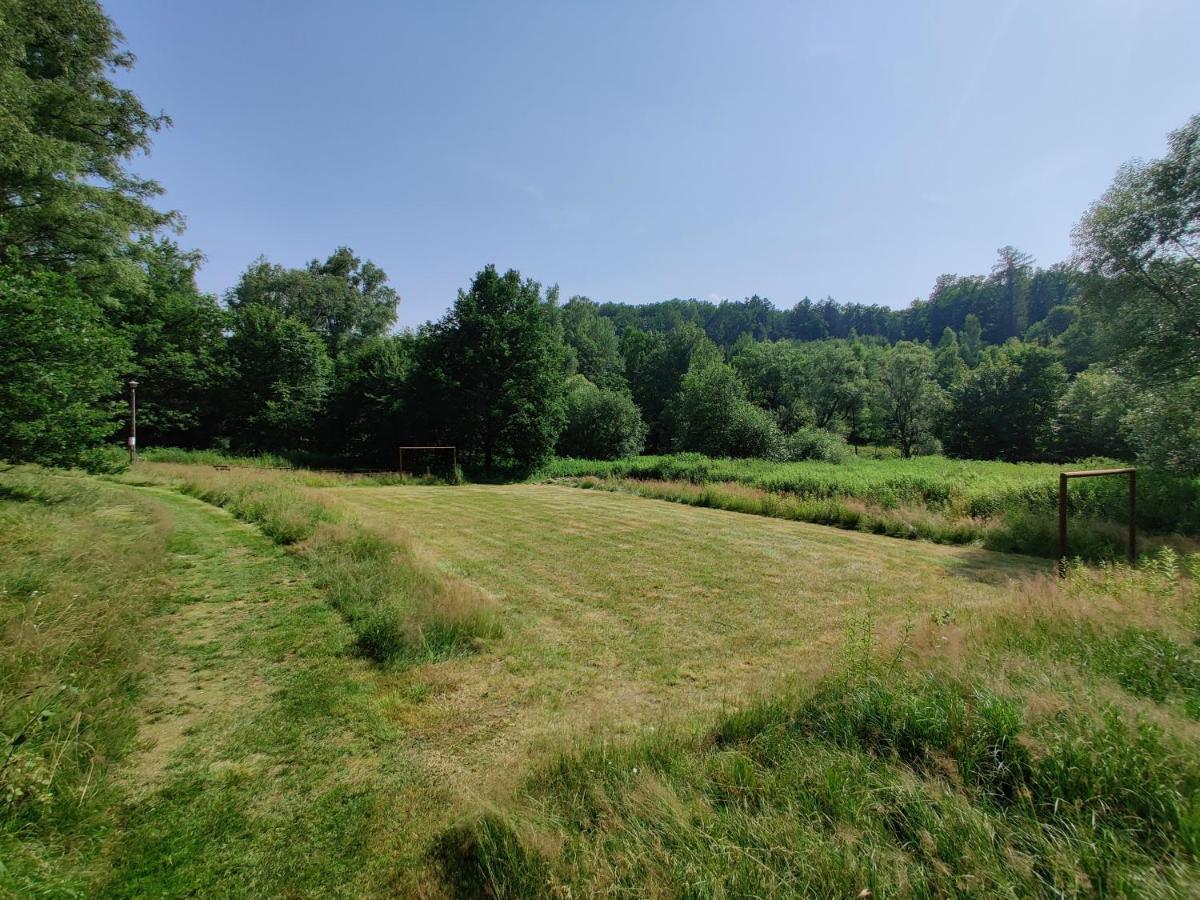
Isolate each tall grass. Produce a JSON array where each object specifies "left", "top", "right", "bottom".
[
  {"left": 434, "top": 558, "right": 1200, "bottom": 896},
  {"left": 0, "top": 471, "right": 173, "bottom": 885},
  {"left": 129, "top": 465, "right": 499, "bottom": 664},
  {"left": 541, "top": 454, "right": 1200, "bottom": 532},
  {"left": 545, "top": 453, "right": 1200, "bottom": 558}
]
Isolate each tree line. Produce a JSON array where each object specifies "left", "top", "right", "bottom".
[{"left": 2, "top": 1, "right": 1198, "bottom": 475}]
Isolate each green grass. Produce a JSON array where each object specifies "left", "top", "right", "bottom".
[
  {"left": 435, "top": 560, "right": 1200, "bottom": 897},
  {"left": 541, "top": 453, "right": 1200, "bottom": 559},
  {"left": 5, "top": 465, "right": 1199, "bottom": 895},
  {"left": 120, "top": 463, "right": 500, "bottom": 664}
]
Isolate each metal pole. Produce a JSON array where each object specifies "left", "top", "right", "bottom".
[
  {"left": 398, "top": 448, "right": 404, "bottom": 477},
  {"left": 1058, "top": 472, "right": 1068, "bottom": 576},
  {"left": 1128, "top": 469, "right": 1137, "bottom": 566},
  {"left": 128, "top": 379, "right": 138, "bottom": 465},
  {"left": 452, "top": 447, "right": 458, "bottom": 483}
]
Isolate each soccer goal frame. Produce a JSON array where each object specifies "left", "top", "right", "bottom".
[
  {"left": 397, "top": 445, "right": 458, "bottom": 482},
  {"left": 1058, "top": 466, "right": 1135, "bottom": 574}
]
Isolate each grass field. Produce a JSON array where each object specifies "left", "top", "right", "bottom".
[{"left": 2, "top": 462, "right": 1198, "bottom": 895}]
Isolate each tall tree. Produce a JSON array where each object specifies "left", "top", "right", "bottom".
[
  {"left": 874, "top": 342, "right": 944, "bottom": 458},
  {"left": 560, "top": 296, "right": 627, "bottom": 391},
  {"left": 420, "top": 266, "right": 566, "bottom": 470},
  {"left": 0, "top": 266, "right": 128, "bottom": 468},
  {"left": 224, "top": 306, "right": 331, "bottom": 453},
  {"left": 960, "top": 314, "right": 983, "bottom": 367},
  {"left": 933, "top": 327, "right": 966, "bottom": 387},
  {"left": 108, "top": 238, "right": 227, "bottom": 446},
  {"left": 0, "top": 0, "right": 174, "bottom": 291},
  {"left": 227, "top": 247, "right": 399, "bottom": 354},
  {"left": 1074, "top": 114, "right": 1200, "bottom": 387},
  {"left": 942, "top": 343, "right": 1067, "bottom": 460}
]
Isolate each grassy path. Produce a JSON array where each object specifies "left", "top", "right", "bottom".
[
  {"left": 96, "top": 484, "right": 452, "bottom": 896},
  {"left": 334, "top": 483, "right": 1038, "bottom": 797}
]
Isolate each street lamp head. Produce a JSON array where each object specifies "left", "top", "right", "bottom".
[{"left": 128, "top": 379, "right": 139, "bottom": 388}]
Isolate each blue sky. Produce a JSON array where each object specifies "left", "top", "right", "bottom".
[{"left": 104, "top": 0, "right": 1200, "bottom": 329}]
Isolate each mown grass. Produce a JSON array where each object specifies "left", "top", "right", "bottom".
[
  {"left": 546, "top": 452, "right": 1200, "bottom": 559},
  {"left": 434, "top": 558, "right": 1200, "bottom": 897},
  {"left": 123, "top": 464, "right": 499, "bottom": 664}
]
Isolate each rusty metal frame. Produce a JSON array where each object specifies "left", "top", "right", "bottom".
[
  {"left": 1058, "top": 467, "right": 1136, "bottom": 573},
  {"left": 398, "top": 446, "right": 458, "bottom": 483}
]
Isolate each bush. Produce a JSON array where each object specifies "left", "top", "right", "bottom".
[
  {"left": 784, "top": 427, "right": 851, "bottom": 463},
  {"left": 557, "top": 377, "right": 647, "bottom": 459}
]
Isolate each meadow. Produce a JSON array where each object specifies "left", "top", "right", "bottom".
[
  {"left": 2, "top": 461, "right": 1198, "bottom": 896},
  {"left": 542, "top": 453, "right": 1200, "bottom": 559}
]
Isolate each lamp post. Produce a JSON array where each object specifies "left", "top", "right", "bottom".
[{"left": 127, "top": 379, "right": 138, "bottom": 465}]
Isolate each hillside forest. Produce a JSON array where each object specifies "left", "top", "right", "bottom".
[{"left": 3, "top": 1, "right": 1199, "bottom": 476}]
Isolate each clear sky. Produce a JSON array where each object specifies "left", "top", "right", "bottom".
[{"left": 103, "top": 0, "right": 1199, "bottom": 329}]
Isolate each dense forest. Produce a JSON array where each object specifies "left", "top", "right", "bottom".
[{"left": 3, "top": 0, "right": 1199, "bottom": 476}]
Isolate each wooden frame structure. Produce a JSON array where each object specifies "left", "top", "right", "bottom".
[
  {"left": 398, "top": 445, "right": 458, "bottom": 482},
  {"left": 1058, "top": 467, "right": 1136, "bottom": 573}
]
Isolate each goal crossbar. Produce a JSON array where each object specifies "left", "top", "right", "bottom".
[{"left": 397, "top": 445, "right": 458, "bottom": 481}]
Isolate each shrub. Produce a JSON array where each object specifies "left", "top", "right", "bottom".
[
  {"left": 557, "top": 377, "right": 647, "bottom": 459},
  {"left": 784, "top": 427, "right": 851, "bottom": 463}
]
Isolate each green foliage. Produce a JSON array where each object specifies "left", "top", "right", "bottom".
[
  {"left": 108, "top": 238, "right": 229, "bottom": 446},
  {"left": 557, "top": 376, "right": 647, "bottom": 460},
  {"left": 1074, "top": 114, "right": 1200, "bottom": 388},
  {"left": 1122, "top": 376, "right": 1200, "bottom": 475},
  {"left": 419, "top": 266, "right": 567, "bottom": 471},
  {"left": 943, "top": 342, "right": 1067, "bottom": 460},
  {"left": 959, "top": 312, "right": 983, "bottom": 366},
  {"left": 322, "top": 334, "right": 414, "bottom": 464},
  {"left": 1053, "top": 367, "right": 1133, "bottom": 460},
  {"left": 622, "top": 322, "right": 720, "bottom": 452},
  {"left": 0, "top": 0, "right": 174, "bottom": 288},
  {"left": 227, "top": 247, "right": 398, "bottom": 353},
  {"left": 560, "top": 296, "right": 627, "bottom": 391},
  {"left": 784, "top": 427, "right": 851, "bottom": 463},
  {"left": 933, "top": 326, "right": 966, "bottom": 386},
  {"left": 0, "top": 266, "right": 129, "bottom": 469},
  {"left": 873, "top": 341, "right": 944, "bottom": 458},
  {"left": 672, "top": 360, "right": 784, "bottom": 459},
  {"left": 224, "top": 306, "right": 332, "bottom": 453}
]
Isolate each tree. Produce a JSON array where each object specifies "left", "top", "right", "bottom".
[
  {"left": 557, "top": 376, "right": 647, "bottom": 459},
  {"left": 420, "top": 266, "right": 566, "bottom": 471},
  {"left": 960, "top": 314, "right": 983, "bottom": 367},
  {"left": 942, "top": 343, "right": 1067, "bottom": 460},
  {"left": 933, "top": 327, "right": 966, "bottom": 387},
  {"left": 1121, "top": 378, "right": 1200, "bottom": 475},
  {"left": 107, "top": 238, "right": 227, "bottom": 446},
  {"left": 622, "top": 323, "right": 720, "bottom": 452},
  {"left": 322, "top": 333, "right": 415, "bottom": 464},
  {"left": 1052, "top": 368, "right": 1132, "bottom": 460},
  {"left": 0, "top": 0, "right": 174, "bottom": 291},
  {"left": 228, "top": 247, "right": 399, "bottom": 354},
  {"left": 1074, "top": 114, "right": 1200, "bottom": 386},
  {"left": 794, "top": 341, "right": 867, "bottom": 432},
  {"left": 671, "top": 360, "right": 783, "bottom": 458},
  {"left": 0, "top": 266, "right": 129, "bottom": 468},
  {"left": 874, "top": 342, "right": 943, "bottom": 458},
  {"left": 560, "top": 296, "right": 627, "bottom": 391},
  {"left": 224, "top": 306, "right": 331, "bottom": 453},
  {"left": 990, "top": 246, "right": 1034, "bottom": 340}
]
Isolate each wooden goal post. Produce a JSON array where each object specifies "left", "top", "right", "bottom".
[
  {"left": 1058, "top": 467, "right": 1135, "bottom": 574},
  {"left": 397, "top": 446, "right": 458, "bottom": 482}
]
